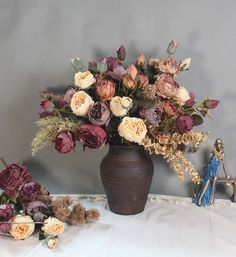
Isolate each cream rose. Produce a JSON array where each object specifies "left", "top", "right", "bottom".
[
  {"left": 70, "top": 91, "right": 94, "bottom": 116},
  {"left": 118, "top": 117, "right": 147, "bottom": 143},
  {"left": 110, "top": 96, "right": 133, "bottom": 117},
  {"left": 74, "top": 71, "right": 96, "bottom": 89},
  {"left": 10, "top": 215, "right": 35, "bottom": 240},
  {"left": 175, "top": 86, "right": 190, "bottom": 106},
  {"left": 42, "top": 217, "right": 64, "bottom": 237}
]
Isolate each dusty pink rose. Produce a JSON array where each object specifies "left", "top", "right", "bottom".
[
  {"left": 0, "top": 164, "right": 32, "bottom": 197},
  {"left": 18, "top": 181, "right": 41, "bottom": 202},
  {"left": 163, "top": 100, "right": 178, "bottom": 116},
  {"left": 158, "top": 58, "right": 179, "bottom": 74},
  {"left": 138, "top": 73, "right": 149, "bottom": 88},
  {"left": 155, "top": 74, "right": 179, "bottom": 99},
  {"left": 203, "top": 99, "right": 220, "bottom": 109},
  {"left": 88, "top": 102, "right": 111, "bottom": 126},
  {"left": 184, "top": 92, "right": 196, "bottom": 107},
  {"left": 55, "top": 131, "right": 76, "bottom": 154},
  {"left": 176, "top": 115, "right": 193, "bottom": 133},
  {"left": 0, "top": 204, "right": 14, "bottom": 221},
  {"left": 76, "top": 124, "right": 107, "bottom": 149},
  {"left": 38, "top": 100, "right": 55, "bottom": 118},
  {"left": 96, "top": 79, "right": 115, "bottom": 100}
]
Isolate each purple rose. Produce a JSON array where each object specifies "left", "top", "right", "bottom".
[
  {"left": 76, "top": 124, "right": 107, "bottom": 149},
  {"left": 38, "top": 100, "right": 55, "bottom": 118},
  {"left": 117, "top": 45, "right": 126, "bottom": 61},
  {"left": 0, "top": 204, "right": 14, "bottom": 221},
  {"left": 106, "top": 65, "right": 128, "bottom": 81},
  {"left": 0, "top": 223, "right": 11, "bottom": 234},
  {"left": 184, "top": 92, "right": 196, "bottom": 107},
  {"left": 18, "top": 181, "right": 41, "bottom": 202},
  {"left": 55, "top": 131, "right": 76, "bottom": 153},
  {"left": 176, "top": 115, "right": 193, "bottom": 133},
  {"left": 139, "top": 108, "right": 162, "bottom": 125},
  {"left": 106, "top": 57, "right": 120, "bottom": 71},
  {"left": 26, "top": 201, "right": 47, "bottom": 216},
  {"left": 203, "top": 99, "right": 220, "bottom": 109},
  {"left": 88, "top": 102, "right": 111, "bottom": 126},
  {"left": 0, "top": 164, "right": 32, "bottom": 197},
  {"left": 62, "top": 86, "right": 79, "bottom": 106}
]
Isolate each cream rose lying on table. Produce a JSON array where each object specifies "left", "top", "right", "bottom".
[
  {"left": 42, "top": 217, "right": 65, "bottom": 237},
  {"left": 118, "top": 117, "right": 147, "bottom": 143},
  {"left": 9, "top": 215, "right": 35, "bottom": 240}
]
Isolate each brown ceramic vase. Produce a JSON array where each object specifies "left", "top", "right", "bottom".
[{"left": 100, "top": 145, "right": 154, "bottom": 215}]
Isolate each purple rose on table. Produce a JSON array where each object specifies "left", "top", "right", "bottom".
[
  {"left": 88, "top": 102, "right": 111, "bottom": 126},
  {"left": 0, "top": 204, "right": 14, "bottom": 221},
  {"left": 18, "top": 181, "right": 41, "bottom": 202},
  {"left": 0, "top": 223, "right": 11, "bottom": 234},
  {"left": 0, "top": 164, "right": 32, "bottom": 197},
  {"left": 176, "top": 115, "right": 193, "bottom": 133},
  {"left": 76, "top": 124, "right": 107, "bottom": 149},
  {"left": 55, "top": 131, "right": 76, "bottom": 154},
  {"left": 26, "top": 200, "right": 47, "bottom": 222}
]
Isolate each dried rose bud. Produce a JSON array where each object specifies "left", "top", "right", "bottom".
[
  {"left": 117, "top": 45, "right": 126, "bottom": 61},
  {"left": 136, "top": 53, "right": 145, "bottom": 67},
  {"left": 203, "top": 99, "right": 220, "bottom": 109}
]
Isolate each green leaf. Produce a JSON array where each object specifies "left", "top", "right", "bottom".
[{"left": 192, "top": 114, "right": 204, "bottom": 126}]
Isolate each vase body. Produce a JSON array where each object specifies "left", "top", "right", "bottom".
[{"left": 100, "top": 145, "right": 154, "bottom": 215}]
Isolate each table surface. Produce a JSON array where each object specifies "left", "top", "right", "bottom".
[{"left": 1, "top": 194, "right": 236, "bottom": 257}]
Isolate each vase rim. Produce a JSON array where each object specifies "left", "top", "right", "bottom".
[{"left": 108, "top": 144, "right": 144, "bottom": 150}]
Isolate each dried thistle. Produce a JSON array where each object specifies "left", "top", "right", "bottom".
[
  {"left": 68, "top": 203, "right": 86, "bottom": 225},
  {"left": 37, "top": 187, "right": 52, "bottom": 205},
  {"left": 31, "top": 116, "right": 80, "bottom": 155},
  {"left": 85, "top": 209, "right": 100, "bottom": 223},
  {"left": 52, "top": 196, "right": 72, "bottom": 222}
]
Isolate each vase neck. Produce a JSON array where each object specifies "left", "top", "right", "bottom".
[{"left": 108, "top": 144, "right": 144, "bottom": 154}]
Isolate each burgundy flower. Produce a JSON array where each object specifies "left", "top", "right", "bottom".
[
  {"left": 55, "top": 131, "right": 76, "bottom": 154},
  {"left": 18, "top": 181, "right": 41, "bottom": 202},
  {"left": 203, "top": 99, "right": 220, "bottom": 109},
  {"left": 106, "top": 57, "right": 120, "bottom": 71},
  {"left": 184, "top": 92, "right": 196, "bottom": 108},
  {"left": 176, "top": 115, "right": 193, "bottom": 133},
  {"left": 117, "top": 45, "right": 126, "bottom": 61},
  {"left": 0, "top": 204, "right": 14, "bottom": 221},
  {"left": 0, "top": 164, "right": 32, "bottom": 197},
  {"left": 0, "top": 223, "right": 11, "bottom": 234},
  {"left": 139, "top": 108, "right": 162, "bottom": 125},
  {"left": 26, "top": 201, "right": 47, "bottom": 216},
  {"left": 38, "top": 100, "right": 55, "bottom": 118},
  {"left": 62, "top": 86, "right": 79, "bottom": 106},
  {"left": 88, "top": 102, "right": 111, "bottom": 126},
  {"left": 76, "top": 124, "right": 107, "bottom": 149}
]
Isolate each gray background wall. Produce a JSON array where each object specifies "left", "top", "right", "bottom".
[{"left": 0, "top": 0, "right": 235, "bottom": 198}]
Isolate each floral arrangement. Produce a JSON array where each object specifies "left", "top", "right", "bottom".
[
  {"left": 32, "top": 41, "right": 219, "bottom": 183},
  {"left": 0, "top": 159, "right": 99, "bottom": 248}
]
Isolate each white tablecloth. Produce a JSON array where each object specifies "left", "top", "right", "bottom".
[{"left": 1, "top": 194, "right": 236, "bottom": 257}]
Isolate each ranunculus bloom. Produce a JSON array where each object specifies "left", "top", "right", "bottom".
[
  {"left": 139, "top": 108, "right": 162, "bottom": 125},
  {"left": 128, "top": 64, "right": 138, "bottom": 80},
  {"left": 122, "top": 74, "right": 136, "bottom": 90},
  {"left": 55, "top": 131, "right": 76, "bottom": 153},
  {"left": 185, "top": 92, "right": 195, "bottom": 107},
  {"left": 175, "top": 86, "right": 191, "bottom": 106},
  {"left": 110, "top": 96, "right": 133, "bottom": 117},
  {"left": 176, "top": 115, "right": 193, "bottom": 133},
  {"left": 117, "top": 45, "right": 126, "bottom": 61},
  {"left": 106, "top": 57, "right": 120, "bottom": 71},
  {"left": 96, "top": 79, "right": 115, "bottom": 100},
  {"left": 155, "top": 74, "right": 179, "bottom": 99},
  {"left": 163, "top": 100, "right": 178, "bottom": 117},
  {"left": 76, "top": 124, "right": 107, "bottom": 149},
  {"left": 38, "top": 100, "right": 55, "bottom": 118},
  {"left": 167, "top": 40, "right": 179, "bottom": 55},
  {"left": 42, "top": 217, "right": 64, "bottom": 237},
  {"left": 0, "top": 204, "right": 14, "bottom": 221},
  {"left": 138, "top": 73, "right": 149, "bottom": 88},
  {"left": 70, "top": 91, "right": 94, "bottom": 116},
  {"left": 118, "top": 117, "right": 147, "bottom": 143},
  {"left": 74, "top": 71, "right": 96, "bottom": 89},
  {"left": 62, "top": 86, "right": 79, "bottom": 105},
  {"left": 18, "top": 181, "right": 41, "bottom": 202},
  {"left": 0, "top": 164, "right": 32, "bottom": 197},
  {"left": 158, "top": 58, "right": 179, "bottom": 74},
  {"left": 203, "top": 99, "right": 220, "bottom": 109},
  {"left": 136, "top": 53, "right": 145, "bottom": 67},
  {"left": 10, "top": 215, "right": 35, "bottom": 240},
  {"left": 88, "top": 102, "right": 111, "bottom": 126}
]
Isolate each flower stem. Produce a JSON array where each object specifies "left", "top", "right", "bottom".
[{"left": 0, "top": 157, "right": 7, "bottom": 168}]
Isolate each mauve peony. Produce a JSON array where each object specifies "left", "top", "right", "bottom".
[
  {"left": 163, "top": 100, "right": 178, "bottom": 117},
  {"left": 63, "top": 86, "right": 79, "bottom": 105},
  {"left": 96, "top": 79, "right": 115, "bottom": 100},
  {"left": 0, "top": 164, "right": 32, "bottom": 197},
  {"left": 38, "top": 100, "right": 55, "bottom": 118},
  {"left": 185, "top": 92, "right": 196, "bottom": 108},
  {"left": 55, "top": 131, "right": 76, "bottom": 154},
  {"left": 203, "top": 99, "right": 220, "bottom": 109},
  {"left": 18, "top": 181, "right": 41, "bottom": 202},
  {"left": 0, "top": 204, "right": 14, "bottom": 221},
  {"left": 88, "top": 102, "right": 111, "bottom": 126},
  {"left": 0, "top": 223, "right": 11, "bottom": 234},
  {"left": 139, "top": 108, "right": 162, "bottom": 125},
  {"left": 176, "top": 115, "right": 193, "bottom": 133},
  {"left": 76, "top": 124, "right": 107, "bottom": 149},
  {"left": 158, "top": 58, "right": 179, "bottom": 74},
  {"left": 155, "top": 74, "right": 179, "bottom": 99},
  {"left": 106, "top": 57, "right": 120, "bottom": 71},
  {"left": 117, "top": 45, "right": 126, "bottom": 61}
]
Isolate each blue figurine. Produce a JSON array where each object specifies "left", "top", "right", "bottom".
[{"left": 193, "top": 139, "right": 224, "bottom": 206}]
